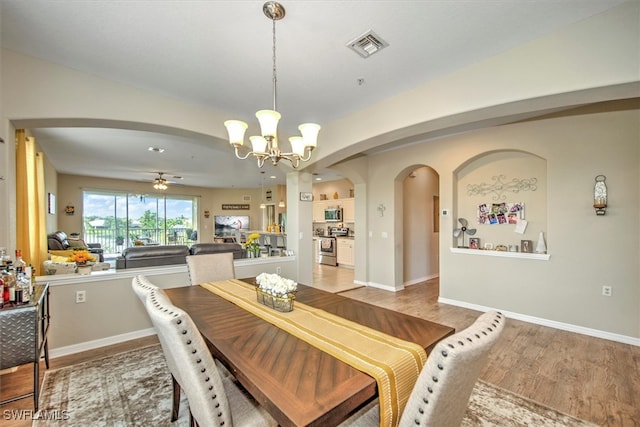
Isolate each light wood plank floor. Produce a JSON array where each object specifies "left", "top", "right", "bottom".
[{"left": 2, "top": 265, "right": 638, "bottom": 426}]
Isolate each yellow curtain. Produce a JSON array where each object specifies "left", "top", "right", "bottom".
[{"left": 15, "top": 129, "right": 48, "bottom": 274}]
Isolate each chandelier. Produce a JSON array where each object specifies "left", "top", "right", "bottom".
[
  {"left": 224, "top": 1, "right": 320, "bottom": 169},
  {"left": 153, "top": 173, "right": 168, "bottom": 190}
]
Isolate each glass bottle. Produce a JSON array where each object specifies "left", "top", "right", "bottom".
[
  {"left": 3, "top": 263, "right": 16, "bottom": 303},
  {"left": 14, "top": 249, "right": 27, "bottom": 275},
  {"left": 17, "top": 272, "right": 31, "bottom": 303}
]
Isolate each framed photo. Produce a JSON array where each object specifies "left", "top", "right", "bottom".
[
  {"left": 47, "top": 192, "right": 56, "bottom": 214},
  {"left": 468, "top": 237, "right": 480, "bottom": 249},
  {"left": 299, "top": 192, "right": 312, "bottom": 201},
  {"left": 521, "top": 240, "right": 533, "bottom": 253}
]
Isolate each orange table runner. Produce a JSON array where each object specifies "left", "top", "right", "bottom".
[{"left": 201, "top": 279, "right": 427, "bottom": 427}]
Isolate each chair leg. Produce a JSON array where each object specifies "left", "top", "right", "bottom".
[{"left": 171, "top": 374, "right": 181, "bottom": 422}]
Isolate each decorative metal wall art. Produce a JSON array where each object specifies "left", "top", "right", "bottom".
[{"left": 467, "top": 175, "right": 537, "bottom": 201}]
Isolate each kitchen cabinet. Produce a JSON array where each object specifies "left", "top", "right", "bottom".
[
  {"left": 336, "top": 237, "right": 354, "bottom": 267},
  {"left": 341, "top": 198, "right": 355, "bottom": 222}
]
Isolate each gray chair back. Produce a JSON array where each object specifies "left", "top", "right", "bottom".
[
  {"left": 132, "top": 275, "right": 182, "bottom": 422},
  {"left": 146, "top": 288, "right": 234, "bottom": 427},
  {"left": 186, "top": 252, "right": 235, "bottom": 285},
  {"left": 339, "top": 311, "right": 506, "bottom": 427},
  {"left": 399, "top": 310, "right": 505, "bottom": 427}
]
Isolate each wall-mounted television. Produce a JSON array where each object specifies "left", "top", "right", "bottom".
[{"left": 214, "top": 215, "right": 250, "bottom": 236}]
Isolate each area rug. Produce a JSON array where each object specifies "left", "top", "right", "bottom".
[{"left": 34, "top": 344, "right": 596, "bottom": 427}]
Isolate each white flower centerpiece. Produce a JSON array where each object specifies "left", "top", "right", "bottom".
[{"left": 255, "top": 272, "right": 298, "bottom": 312}]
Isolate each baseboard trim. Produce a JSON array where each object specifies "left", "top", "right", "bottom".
[
  {"left": 439, "top": 297, "right": 640, "bottom": 346},
  {"left": 404, "top": 274, "right": 439, "bottom": 287},
  {"left": 49, "top": 328, "right": 157, "bottom": 358}
]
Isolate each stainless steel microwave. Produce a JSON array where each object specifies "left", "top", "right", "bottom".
[{"left": 324, "top": 208, "right": 342, "bottom": 222}]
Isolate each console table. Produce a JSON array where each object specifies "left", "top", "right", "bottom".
[{"left": 0, "top": 283, "right": 50, "bottom": 410}]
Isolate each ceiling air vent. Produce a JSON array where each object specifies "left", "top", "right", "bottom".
[{"left": 347, "top": 30, "right": 389, "bottom": 58}]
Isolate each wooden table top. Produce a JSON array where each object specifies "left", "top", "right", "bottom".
[{"left": 165, "top": 282, "right": 454, "bottom": 427}]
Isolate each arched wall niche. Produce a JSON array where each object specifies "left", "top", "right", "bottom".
[{"left": 453, "top": 150, "right": 547, "bottom": 251}]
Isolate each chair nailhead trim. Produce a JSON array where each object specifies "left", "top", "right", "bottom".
[
  {"left": 432, "top": 376, "right": 438, "bottom": 382},
  {"left": 441, "top": 350, "right": 448, "bottom": 357},
  {"left": 437, "top": 363, "right": 443, "bottom": 370}
]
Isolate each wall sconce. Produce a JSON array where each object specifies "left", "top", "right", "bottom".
[
  {"left": 377, "top": 203, "right": 386, "bottom": 217},
  {"left": 593, "top": 175, "right": 607, "bottom": 215}
]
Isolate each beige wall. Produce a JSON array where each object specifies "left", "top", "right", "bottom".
[{"left": 366, "top": 104, "right": 639, "bottom": 337}]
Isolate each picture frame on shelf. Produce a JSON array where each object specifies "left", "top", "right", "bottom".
[
  {"left": 469, "top": 237, "right": 480, "bottom": 249},
  {"left": 521, "top": 240, "right": 533, "bottom": 253}
]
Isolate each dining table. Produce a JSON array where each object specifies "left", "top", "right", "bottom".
[{"left": 165, "top": 280, "right": 455, "bottom": 427}]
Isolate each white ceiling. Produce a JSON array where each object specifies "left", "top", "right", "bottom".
[{"left": 0, "top": 0, "right": 625, "bottom": 188}]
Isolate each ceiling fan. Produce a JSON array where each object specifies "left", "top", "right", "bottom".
[
  {"left": 152, "top": 172, "right": 168, "bottom": 190},
  {"left": 453, "top": 218, "right": 477, "bottom": 248}
]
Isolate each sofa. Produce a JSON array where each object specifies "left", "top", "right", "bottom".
[
  {"left": 115, "top": 245, "right": 189, "bottom": 269},
  {"left": 189, "top": 243, "right": 243, "bottom": 259},
  {"left": 47, "top": 231, "right": 104, "bottom": 262},
  {"left": 115, "top": 242, "right": 244, "bottom": 269}
]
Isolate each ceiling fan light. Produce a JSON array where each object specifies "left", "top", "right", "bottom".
[
  {"left": 224, "top": 120, "right": 248, "bottom": 146},
  {"left": 299, "top": 123, "right": 321, "bottom": 148},
  {"left": 250, "top": 136, "right": 269, "bottom": 154},
  {"left": 256, "top": 110, "right": 281, "bottom": 138},
  {"left": 289, "top": 136, "right": 306, "bottom": 156}
]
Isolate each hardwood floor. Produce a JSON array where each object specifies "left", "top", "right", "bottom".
[{"left": 2, "top": 265, "right": 638, "bottom": 426}]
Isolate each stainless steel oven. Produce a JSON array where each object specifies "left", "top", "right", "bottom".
[{"left": 318, "top": 236, "right": 337, "bottom": 266}]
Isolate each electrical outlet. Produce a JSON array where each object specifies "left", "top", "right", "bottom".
[
  {"left": 76, "top": 290, "right": 86, "bottom": 303},
  {"left": 602, "top": 286, "right": 612, "bottom": 297},
  {"left": 276, "top": 266, "right": 281, "bottom": 274}
]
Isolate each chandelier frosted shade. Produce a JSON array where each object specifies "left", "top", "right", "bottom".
[
  {"left": 255, "top": 110, "right": 281, "bottom": 138},
  {"left": 224, "top": 120, "right": 248, "bottom": 146},
  {"left": 298, "top": 123, "right": 320, "bottom": 149},
  {"left": 249, "top": 136, "right": 269, "bottom": 154}
]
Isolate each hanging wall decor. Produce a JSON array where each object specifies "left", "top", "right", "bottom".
[
  {"left": 467, "top": 175, "right": 537, "bottom": 201},
  {"left": 65, "top": 204, "right": 75, "bottom": 215},
  {"left": 593, "top": 175, "right": 607, "bottom": 215}
]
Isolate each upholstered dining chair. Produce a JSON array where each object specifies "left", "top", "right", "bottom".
[
  {"left": 339, "top": 310, "right": 506, "bottom": 427},
  {"left": 131, "top": 275, "right": 182, "bottom": 422},
  {"left": 145, "top": 287, "right": 277, "bottom": 427},
  {"left": 186, "top": 252, "right": 235, "bottom": 285}
]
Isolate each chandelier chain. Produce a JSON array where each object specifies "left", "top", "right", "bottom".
[{"left": 272, "top": 16, "right": 277, "bottom": 112}]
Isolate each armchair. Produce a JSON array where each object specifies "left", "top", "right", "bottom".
[{"left": 47, "top": 231, "right": 104, "bottom": 262}]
